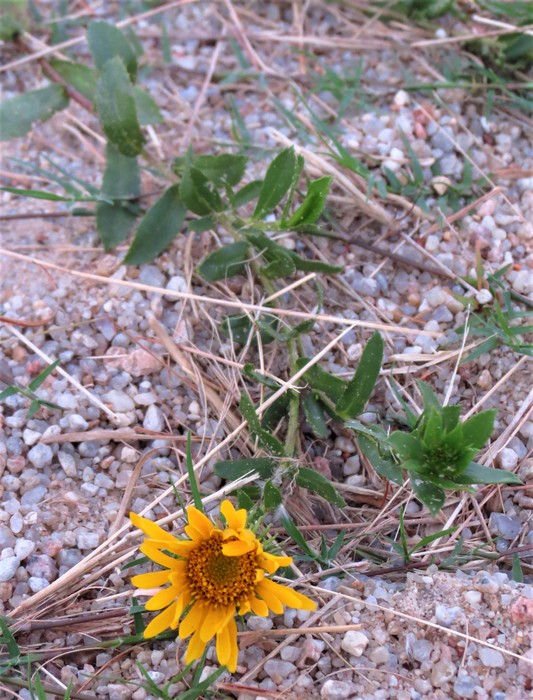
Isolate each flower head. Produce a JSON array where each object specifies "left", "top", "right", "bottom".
[{"left": 130, "top": 500, "right": 316, "bottom": 672}]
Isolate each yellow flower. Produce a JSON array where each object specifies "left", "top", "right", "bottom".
[{"left": 130, "top": 500, "right": 316, "bottom": 672}]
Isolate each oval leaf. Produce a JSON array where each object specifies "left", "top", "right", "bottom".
[
  {"left": 0, "top": 85, "right": 68, "bottom": 141},
  {"left": 88, "top": 20, "right": 138, "bottom": 81},
  {"left": 296, "top": 467, "right": 345, "bottom": 507},
  {"left": 285, "top": 176, "right": 332, "bottom": 227},
  {"left": 336, "top": 331, "right": 383, "bottom": 419},
  {"left": 95, "top": 56, "right": 145, "bottom": 157},
  {"left": 124, "top": 185, "right": 185, "bottom": 265},
  {"left": 197, "top": 241, "right": 249, "bottom": 282},
  {"left": 253, "top": 147, "right": 297, "bottom": 219}
]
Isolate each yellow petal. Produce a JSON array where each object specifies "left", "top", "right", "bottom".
[
  {"left": 145, "top": 586, "right": 179, "bottom": 611},
  {"left": 186, "top": 507, "right": 213, "bottom": 538},
  {"left": 131, "top": 570, "right": 171, "bottom": 589},
  {"left": 140, "top": 543, "right": 179, "bottom": 570},
  {"left": 200, "top": 605, "right": 234, "bottom": 643},
  {"left": 166, "top": 540, "right": 197, "bottom": 556},
  {"left": 250, "top": 595, "right": 269, "bottom": 617},
  {"left": 258, "top": 578, "right": 316, "bottom": 611},
  {"left": 222, "top": 539, "right": 255, "bottom": 557},
  {"left": 226, "top": 616, "right": 239, "bottom": 672},
  {"left": 171, "top": 590, "right": 191, "bottom": 629},
  {"left": 185, "top": 629, "right": 207, "bottom": 666},
  {"left": 259, "top": 551, "right": 292, "bottom": 574},
  {"left": 238, "top": 600, "right": 251, "bottom": 615},
  {"left": 144, "top": 602, "right": 176, "bottom": 638},
  {"left": 130, "top": 512, "right": 177, "bottom": 545},
  {"left": 220, "top": 500, "right": 247, "bottom": 531},
  {"left": 179, "top": 602, "right": 206, "bottom": 640},
  {"left": 255, "top": 579, "right": 284, "bottom": 614},
  {"left": 216, "top": 619, "right": 231, "bottom": 666}
]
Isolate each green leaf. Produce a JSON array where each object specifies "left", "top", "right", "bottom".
[
  {"left": 133, "top": 87, "right": 163, "bottom": 125},
  {"left": 88, "top": 20, "right": 138, "bottom": 82},
  {"left": 302, "top": 393, "right": 329, "bottom": 438},
  {"left": 0, "top": 616, "right": 20, "bottom": 658},
  {"left": 441, "top": 405, "right": 461, "bottom": 433},
  {"left": 253, "top": 147, "right": 297, "bottom": 219},
  {"left": 416, "top": 380, "right": 442, "bottom": 414},
  {"left": 234, "top": 179, "right": 263, "bottom": 207},
  {"left": 286, "top": 251, "right": 342, "bottom": 275},
  {"left": 357, "top": 433, "right": 404, "bottom": 485},
  {"left": 48, "top": 59, "right": 97, "bottom": 102},
  {"left": 193, "top": 154, "right": 247, "bottom": 187},
  {"left": 221, "top": 313, "right": 278, "bottom": 346},
  {"left": 124, "top": 185, "right": 186, "bottom": 264},
  {"left": 408, "top": 526, "right": 458, "bottom": 556},
  {"left": 244, "top": 229, "right": 296, "bottom": 279},
  {"left": 296, "top": 357, "right": 347, "bottom": 404},
  {"left": 188, "top": 215, "right": 216, "bottom": 233},
  {"left": 27, "top": 359, "right": 60, "bottom": 391},
  {"left": 0, "top": 0, "right": 28, "bottom": 41},
  {"left": 296, "top": 467, "right": 345, "bottom": 507},
  {"left": 410, "top": 476, "right": 445, "bottom": 515},
  {"left": 264, "top": 480, "right": 283, "bottom": 510},
  {"left": 388, "top": 431, "right": 421, "bottom": 460},
  {"left": 261, "top": 393, "right": 291, "bottom": 431},
  {"left": 421, "top": 409, "right": 443, "bottom": 449},
  {"left": 197, "top": 242, "right": 249, "bottom": 282},
  {"left": 512, "top": 553, "right": 524, "bottom": 583},
  {"left": 0, "top": 84, "right": 68, "bottom": 140},
  {"left": 243, "top": 365, "right": 281, "bottom": 391},
  {"left": 284, "top": 176, "right": 332, "bottom": 227},
  {"left": 180, "top": 166, "right": 224, "bottom": 215},
  {"left": 281, "top": 515, "right": 317, "bottom": 559},
  {"left": 239, "top": 394, "right": 285, "bottom": 456},
  {"left": 461, "top": 410, "right": 496, "bottom": 450},
  {"left": 335, "top": 331, "right": 383, "bottom": 420},
  {"left": 215, "top": 458, "right": 275, "bottom": 480},
  {"left": 95, "top": 56, "right": 145, "bottom": 157},
  {"left": 101, "top": 143, "right": 140, "bottom": 200},
  {"left": 96, "top": 204, "right": 138, "bottom": 251},
  {"left": 0, "top": 187, "right": 79, "bottom": 201},
  {"left": 459, "top": 462, "right": 522, "bottom": 485}
]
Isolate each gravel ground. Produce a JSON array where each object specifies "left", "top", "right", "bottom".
[{"left": 1, "top": 2, "right": 533, "bottom": 699}]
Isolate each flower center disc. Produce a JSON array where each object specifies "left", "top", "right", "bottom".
[{"left": 186, "top": 532, "right": 257, "bottom": 606}]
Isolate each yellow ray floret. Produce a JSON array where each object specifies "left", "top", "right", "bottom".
[{"left": 129, "top": 500, "right": 316, "bottom": 672}]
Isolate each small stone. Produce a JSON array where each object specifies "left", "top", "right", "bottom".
[
  {"left": 15, "top": 539, "right": 35, "bottom": 560},
  {"left": 143, "top": 405, "right": 164, "bottom": 432},
  {"left": 320, "top": 680, "right": 357, "bottom": 700},
  {"left": 512, "top": 270, "right": 533, "bottom": 295},
  {"left": 0, "top": 557, "right": 20, "bottom": 582},
  {"left": 121, "top": 446, "right": 138, "bottom": 463},
  {"left": 280, "top": 646, "right": 301, "bottom": 663},
  {"left": 411, "top": 639, "right": 432, "bottom": 662},
  {"left": 94, "top": 473, "right": 114, "bottom": 490},
  {"left": 334, "top": 436, "right": 356, "bottom": 454},
  {"left": 247, "top": 616, "right": 273, "bottom": 631},
  {"left": 22, "top": 429, "right": 41, "bottom": 446},
  {"left": 58, "top": 450, "right": 77, "bottom": 477},
  {"left": 431, "top": 657, "right": 456, "bottom": 686},
  {"left": 478, "top": 647, "right": 504, "bottom": 668},
  {"left": 28, "top": 576, "right": 49, "bottom": 593},
  {"left": 166, "top": 275, "right": 187, "bottom": 294},
  {"left": 27, "top": 554, "right": 57, "bottom": 580},
  {"left": 9, "top": 513, "right": 23, "bottom": 534},
  {"left": 489, "top": 512, "right": 521, "bottom": 540},
  {"left": 21, "top": 485, "right": 47, "bottom": 505},
  {"left": 371, "top": 646, "right": 390, "bottom": 665},
  {"left": 341, "top": 630, "right": 369, "bottom": 657},
  {"left": 464, "top": 590, "right": 482, "bottom": 605},
  {"left": 475, "top": 289, "right": 493, "bottom": 305},
  {"left": 56, "top": 392, "right": 78, "bottom": 409},
  {"left": 67, "top": 414, "right": 88, "bottom": 431},
  {"left": 453, "top": 675, "right": 477, "bottom": 698},
  {"left": 383, "top": 147, "right": 404, "bottom": 173},
  {"left": 497, "top": 448, "right": 519, "bottom": 472},
  {"left": 0, "top": 526, "right": 16, "bottom": 549},
  {"left": 435, "top": 604, "right": 462, "bottom": 627},
  {"left": 393, "top": 89, "right": 410, "bottom": 107},
  {"left": 343, "top": 455, "right": 360, "bottom": 476},
  {"left": 102, "top": 390, "right": 135, "bottom": 413},
  {"left": 138, "top": 265, "right": 165, "bottom": 288},
  {"left": 77, "top": 531, "right": 100, "bottom": 550},
  {"left": 27, "top": 443, "right": 53, "bottom": 469},
  {"left": 432, "top": 176, "right": 452, "bottom": 195},
  {"left": 264, "top": 659, "right": 296, "bottom": 682}
]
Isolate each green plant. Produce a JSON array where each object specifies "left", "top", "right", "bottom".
[
  {"left": 386, "top": 506, "right": 457, "bottom": 563},
  {"left": 348, "top": 380, "right": 521, "bottom": 514},
  {"left": 0, "top": 359, "right": 60, "bottom": 417}
]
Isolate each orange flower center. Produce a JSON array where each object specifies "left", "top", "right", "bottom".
[{"left": 186, "top": 532, "right": 258, "bottom": 606}]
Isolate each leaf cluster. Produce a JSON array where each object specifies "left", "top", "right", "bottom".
[{"left": 348, "top": 380, "right": 521, "bottom": 514}]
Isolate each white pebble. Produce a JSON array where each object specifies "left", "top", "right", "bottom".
[
  {"left": 102, "top": 390, "right": 135, "bottom": 413},
  {"left": 464, "top": 590, "right": 482, "bottom": 605},
  {"left": 143, "top": 405, "right": 165, "bottom": 432},
  {"left": 28, "top": 576, "right": 50, "bottom": 593},
  {"left": 479, "top": 647, "right": 504, "bottom": 668},
  {"left": 77, "top": 532, "right": 100, "bottom": 550},
  {"left": 15, "top": 539, "right": 35, "bottom": 560},
  {"left": 27, "top": 443, "right": 53, "bottom": 469},
  {"left": 0, "top": 556, "right": 20, "bottom": 582},
  {"left": 22, "top": 429, "right": 41, "bottom": 446},
  {"left": 497, "top": 447, "right": 518, "bottom": 471},
  {"left": 341, "top": 630, "right": 369, "bottom": 657}
]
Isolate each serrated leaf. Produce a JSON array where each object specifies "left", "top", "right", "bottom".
[
  {"left": 197, "top": 241, "right": 249, "bottom": 282},
  {"left": 410, "top": 476, "right": 445, "bottom": 515},
  {"left": 264, "top": 480, "right": 283, "bottom": 510},
  {"left": 421, "top": 409, "right": 443, "bottom": 449},
  {"left": 253, "top": 147, "right": 297, "bottom": 219},
  {"left": 239, "top": 394, "right": 285, "bottom": 456},
  {"left": 302, "top": 393, "right": 329, "bottom": 438},
  {"left": 284, "top": 176, "right": 332, "bottom": 227},
  {"left": 95, "top": 56, "right": 145, "bottom": 157},
  {"left": 215, "top": 458, "right": 275, "bottom": 480},
  {"left": 296, "top": 467, "right": 345, "bottom": 507},
  {"left": 133, "top": 87, "right": 163, "bottom": 125},
  {"left": 0, "top": 84, "right": 68, "bottom": 140},
  {"left": 124, "top": 185, "right": 185, "bottom": 264},
  {"left": 461, "top": 410, "right": 496, "bottom": 450},
  {"left": 296, "top": 358, "right": 347, "bottom": 404},
  {"left": 88, "top": 20, "right": 138, "bottom": 81},
  {"left": 441, "top": 405, "right": 461, "bottom": 432},
  {"left": 193, "top": 154, "right": 247, "bottom": 187},
  {"left": 458, "top": 462, "right": 522, "bottom": 485},
  {"left": 48, "top": 59, "right": 97, "bottom": 102},
  {"left": 335, "top": 331, "right": 383, "bottom": 420}
]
